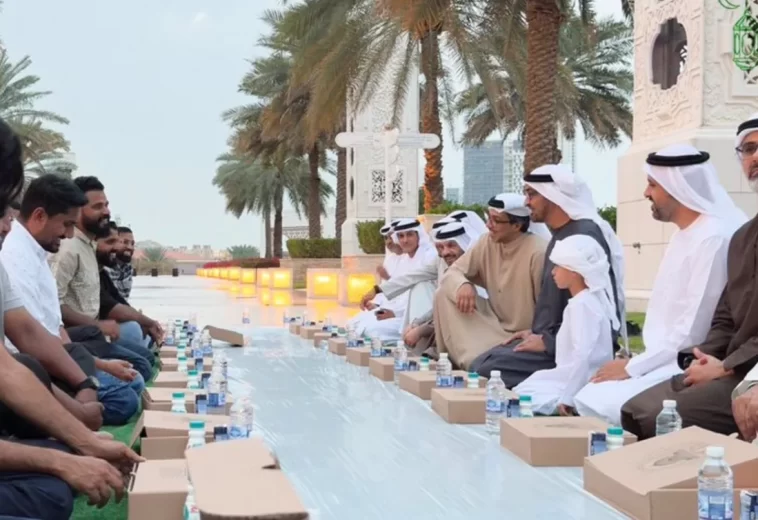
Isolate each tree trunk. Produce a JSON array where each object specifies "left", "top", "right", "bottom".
[
  {"left": 273, "top": 188, "right": 284, "bottom": 259},
  {"left": 307, "top": 144, "right": 322, "bottom": 239},
  {"left": 523, "top": 1, "right": 563, "bottom": 175},
  {"left": 420, "top": 30, "right": 443, "bottom": 213},
  {"left": 264, "top": 211, "right": 272, "bottom": 259},
  {"left": 335, "top": 118, "right": 347, "bottom": 241}
]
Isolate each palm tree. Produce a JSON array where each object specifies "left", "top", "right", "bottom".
[
  {"left": 143, "top": 247, "right": 166, "bottom": 263},
  {"left": 457, "top": 15, "right": 632, "bottom": 151},
  {"left": 227, "top": 245, "right": 261, "bottom": 259},
  {"left": 0, "top": 52, "right": 70, "bottom": 170}
]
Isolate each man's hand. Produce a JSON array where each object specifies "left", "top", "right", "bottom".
[
  {"left": 403, "top": 326, "right": 422, "bottom": 347},
  {"left": 558, "top": 404, "right": 575, "bottom": 417},
  {"left": 145, "top": 321, "right": 163, "bottom": 343},
  {"left": 591, "top": 359, "right": 631, "bottom": 383},
  {"left": 455, "top": 284, "right": 476, "bottom": 314},
  {"left": 513, "top": 334, "right": 546, "bottom": 353},
  {"left": 376, "top": 266, "right": 390, "bottom": 281},
  {"left": 54, "top": 452, "right": 129, "bottom": 508},
  {"left": 510, "top": 330, "right": 531, "bottom": 342},
  {"left": 683, "top": 348, "right": 732, "bottom": 386},
  {"left": 733, "top": 385, "right": 758, "bottom": 442},
  {"left": 77, "top": 437, "right": 143, "bottom": 475},
  {"left": 360, "top": 289, "right": 377, "bottom": 311},
  {"left": 101, "top": 360, "right": 137, "bottom": 382},
  {"left": 376, "top": 309, "right": 395, "bottom": 321},
  {"left": 97, "top": 320, "right": 120, "bottom": 340}
]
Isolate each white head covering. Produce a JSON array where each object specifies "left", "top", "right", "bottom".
[
  {"left": 736, "top": 112, "right": 758, "bottom": 148},
  {"left": 645, "top": 144, "right": 748, "bottom": 230},
  {"left": 431, "top": 216, "right": 458, "bottom": 232},
  {"left": 392, "top": 217, "right": 432, "bottom": 249},
  {"left": 488, "top": 192, "right": 552, "bottom": 241},
  {"left": 525, "top": 165, "right": 627, "bottom": 349},
  {"left": 433, "top": 221, "right": 479, "bottom": 252},
  {"left": 447, "top": 210, "right": 488, "bottom": 236},
  {"left": 549, "top": 235, "right": 620, "bottom": 332}
]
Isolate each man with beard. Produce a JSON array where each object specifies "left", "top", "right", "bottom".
[
  {"left": 574, "top": 145, "right": 746, "bottom": 427},
  {"left": 106, "top": 226, "right": 135, "bottom": 301},
  {"left": 2, "top": 174, "right": 146, "bottom": 425},
  {"left": 625, "top": 117, "right": 758, "bottom": 439},
  {"left": 0, "top": 120, "right": 142, "bottom": 518},
  {"left": 50, "top": 176, "right": 157, "bottom": 368}
]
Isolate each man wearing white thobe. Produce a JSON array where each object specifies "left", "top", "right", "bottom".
[{"left": 574, "top": 145, "right": 747, "bottom": 425}]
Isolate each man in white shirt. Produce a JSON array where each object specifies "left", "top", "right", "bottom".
[{"left": 2, "top": 175, "right": 145, "bottom": 425}]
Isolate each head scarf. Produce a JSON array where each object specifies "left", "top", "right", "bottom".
[
  {"left": 380, "top": 224, "right": 393, "bottom": 236},
  {"left": 392, "top": 218, "right": 432, "bottom": 249},
  {"left": 525, "top": 164, "right": 627, "bottom": 349},
  {"left": 736, "top": 112, "right": 758, "bottom": 148},
  {"left": 645, "top": 144, "right": 747, "bottom": 232},
  {"left": 447, "top": 210, "right": 487, "bottom": 236},
  {"left": 431, "top": 216, "right": 458, "bottom": 231},
  {"left": 549, "top": 235, "right": 620, "bottom": 332},
  {"left": 488, "top": 192, "right": 552, "bottom": 241},
  {"left": 433, "top": 221, "right": 480, "bottom": 252}
]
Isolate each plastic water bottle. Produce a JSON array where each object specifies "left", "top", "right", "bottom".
[
  {"left": 467, "top": 373, "right": 479, "bottom": 389},
  {"left": 370, "top": 337, "right": 382, "bottom": 357},
  {"left": 698, "top": 446, "right": 734, "bottom": 520},
  {"left": 241, "top": 395, "right": 254, "bottom": 435},
  {"left": 324, "top": 316, "right": 332, "bottom": 333},
  {"left": 177, "top": 355, "right": 188, "bottom": 374},
  {"left": 393, "top": 343, "right": 408, "bottom": 384},
  {"left": 655, "top": 399, "right": 683, "bottom": 436},
  {"left": 319, "top": 339, "right": 329, "bottom": 351},
  {"left": 228, "top": 399, "right": 249, "bottom": 439},
  {"left": 419, "top": 357, "right": 430, "bottom": 372},
  {"left": 186, "top": 421, "right": 206, "bottom": 450},
  {"left": 485, "top": 370, "right": 506, "bottom": 434},
  {"left": 173, "top": 328, "right": 181, "bottom": 345},
  {"left": 347, "top": 325, "right": 357, "bottom": 348},
  {"left": 186, "top": 370, "right": 200, "bottom": 390},
  {"left": 165, "top": 327, "right": 175, "bottom": 346},
  {"left": 607, "top": 427, "right": 624, "bottom": 451},
  {"left": 193, "top": 341, "right": 203, "bottom": 362},
  {"left": 519, "top": 395, "right": 534, "bottom": 418},
  {"left": 436, "top": 353, "right": 453, "bottom": 388},
  {"left": 282, "top": 309, "right": 290, "bottom": 326},
  {"left": 242, "top": 307, "right": 250, "bottom": 325},
  {"left": 183, "top": 482, "right": 200, "bottom": 520},
  {"left": 302, "top": 310, "right": 309, "bottom": 325},
  {"left": 171, "top": 392, "right": 186, "bottom": 414},
  {"left": 207, "top": 367, "right": 226, "bottom": 411},
  {"left": 202, "top": 330, "right": 213, "bottom": 356},
  {"left": 189, "top": 313, "right": 198, "bottom": 333},
  {"left": 213, "top": 351, "right": 228, "bottom": 379}
]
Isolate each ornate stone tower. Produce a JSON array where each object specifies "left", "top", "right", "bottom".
[{"left": 618, "top": 0, "right": 758, "bottom": 311}]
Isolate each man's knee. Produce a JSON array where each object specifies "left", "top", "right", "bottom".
[
  {"left": 11, "top": 354, "right": 51, "bottom": 389},
  {"left": 100, "top": 387, "right": 139, "bottom": 426},
  {"left": 0, "top": 474, "right": 74, "bottom": 520}
]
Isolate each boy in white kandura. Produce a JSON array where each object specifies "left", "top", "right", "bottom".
[{"left": 514, "top": 234, "right": 619, "bottom": 416}]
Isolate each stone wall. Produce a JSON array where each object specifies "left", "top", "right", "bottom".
[
  {"left": 280, "top": 258, "right": 342, "bottom": 287},
  {"left": 341, "top": 254, "right": 384, "bottom": 273}
]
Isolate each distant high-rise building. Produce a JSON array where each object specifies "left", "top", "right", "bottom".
[
  {"left": 502, "top": 131, "right": 577, "bottom": 196},
  {"left": 463, "top": 142, "right": 505, "bottom": 205},
  {"left": 445, "top": 187, "right": 461, "bottom": 204}
]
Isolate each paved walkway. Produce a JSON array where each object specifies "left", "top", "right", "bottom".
[{"left": 133, "top": 276, "right": 628, "bottom": 520}]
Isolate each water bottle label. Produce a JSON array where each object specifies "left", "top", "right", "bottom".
[
  {"left": 196, "top": 403, "right": 207, "bottom": 415},
  {"left": 348, "top": 339, "right": 357, "bottom": 348},
  {"left": 507, "top": 403, "right": 521, "bottom": 418},
  {"left": 229, "top": 425, "right": 248, "bottom": 439},
  {"left": 208, "top": 393, "right": 219, "bottom": 407},
  {"left": 217, "top": 392, "right": 226, "bottom": 407},
  {"left": 436, "top": 376, "right": 453, "bottom": 388},
  {"left": 394, "top": 360, "right": 407, "bottom": 371},
  {"left": 243, "top": 317, "right": 251, "bottom": 324},
  {"left": 486, "top": 399, "right": 505, "bottom": 413},
  {"left": 698, "top": 490, "right": 733, "bottom": 520}
]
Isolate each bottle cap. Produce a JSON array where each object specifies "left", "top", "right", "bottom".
[
  {"left": 420, "top": 357, "right": 429, "bottom": 364},
  {"left": 519, "top": 395, "right": 532, "bottom": 402},
  {"left": 178, "top": 356, "right": 187, "bottom": 361},
  {"left": 172, "top": 392, "right": 185, "bottom": 399},
  {"left": 706, "top": 446, "right": 725, "bottom": 458},
  {"left": 214, "top": 425, "right": 227, "bottom": 435},
  {"left": 189, "top": 421, "right": 205, "bottom": 429},
  {"left": 607, "top": 426, "right": 624, "bottom": 436},
  {"left": 491, "top": 370, "right": 501, "bottom": 378},
  {"left": 468, "top": 372, "right": 478, "bottom": 378},
  {"left": 188, "top": 370, "right": 197, "bottom": 376},
  {"left": 662, "top": 399, "right": 677, "bottom": 408},
  {"left": 440, "top": 353, "right": 448, "bottom": 359}
]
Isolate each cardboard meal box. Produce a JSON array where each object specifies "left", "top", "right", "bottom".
[
  {"left": 129, "top": 410, "right": 231, "bottom": 460},
  {"left": 431, "top": 387, "right": 516, "bottom": 424},
  {"left": 128, "top": 459, "right": 189, "bottom": 520},
  {"left": 398, "top": 369, "right": 479, "bottom": 400},
  {"left": 204, "top": 325, "right": 244, "bottom": 347},
  {"left": 299, "top": 326, "right": 321, "bottom": 340},
  {"left": 159, "top": 346, "right": 212, "bottom": 360},
  {"left": 186, "top": 439, "right": 307, "bottom": 520},
  {"left": 289, "top": 323, "right": 301, "bottom": 335},
  {"left": 328, "top": 337, "right": 347, "bottom": 356},
  {"left": 500, "top": 416, "right": 637, "bottom": 467},
  {"left": 368, "top": 356, "right": 395, "bottom": 381},
  {"left": 142, "top": 387, "right": 234, "bottom": 414},
  {"left": 346, "top": 347, "right": 372, "bottom": 367},
  {"left": 312, "top": 332, "right": 331, "bottom": 348},
  {"left": 161, "top": 358, "right": 179, "bottom": 371},
  {"left": 584, "top": 426, "right": 758, "bottom": 520},
  {"left": 153, "top": 372, "right": 189, "bottom": 389}
]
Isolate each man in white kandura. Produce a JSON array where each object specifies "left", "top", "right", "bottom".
[
  {"left": 574, "top": 144, "right": 747, "bottom": 425},
  {"left": 514, "top": 235, "right": 617, "bottom": 416},
  {"left": 376, "top": 222, "right": 403, "bottom": 283}
]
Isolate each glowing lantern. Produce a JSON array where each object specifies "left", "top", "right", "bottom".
[
  {"left": 229, "top": 267, "right": 241, "bottom": 281},
  {"left": 211, "top": 268, "right": 220, "bottom": 278},
  {"left": 240, "top": 269, "right": 256, "bottom": 285},
  {"left": 240, "top": 285, "right": 256, "bottom": 299},
  {"left": 271, "top": 290, "right": 293, "bottom": 307},
  {"left": 228, "top": 284, "right": 240, "bottom": 295},
  {"left": 257, "top": 269, "right": 271, "bottom": 288},
  {"left": 306, "top": 269, "right": 339, "bottom": 299},
  {"left": 269, "top": 268, "right": 293, "bottom": 290},
  {"left": 339, "top": 271, "right": 377, "bottom": 305},
  {"left": 220, "top": 268, "right": 230, "bottom": 280},
  {"left": 258, "top": 288, "right": 271, "bottom": 305}
]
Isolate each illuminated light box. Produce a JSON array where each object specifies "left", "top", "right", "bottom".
[
  {"left": 339, "top": 271, "right": 377, "bottom": 306},
  {"left": 257, "top": 269, "right": 271, "bottom": 288},
  {"left": 239, "top": 285, "right": 257, "bottom": 299},
  {"left": 228, "top": 267, "right": 241, "bottom": 281},
  {"left": 258, "top": 288, "right": 271, "bottom": 305},
  {"left": 306, "top": 269, "right": 340, "bottom": 299},
  {"left": 211, "top": 268, "right": 220, "bottom": 278},
  {"left": 219, "top": 268, "right": 230, "bottom": 280},
  {"left": 269, "top": 268, "right": 293, "bottom": 290},
  {"left": 240, "top": 269, "right": 256, "bottom": 285},
  {"left": 271, "top": 290, "right": 293, "bottom": 307},
  {"left": 227, "top": 284, "right": 240, "bottom": 295}
]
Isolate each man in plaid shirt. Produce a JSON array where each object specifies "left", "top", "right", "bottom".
[{"left": 106, "top": 226, "right": 135, "bottom": 301}]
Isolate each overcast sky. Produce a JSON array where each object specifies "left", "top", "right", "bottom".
[{"left": 0, "top": 0, "right": 627, "bottom": 250}]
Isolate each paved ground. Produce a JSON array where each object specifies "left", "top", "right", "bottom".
[{"left": 128, "top": 275, "right": 628, "bottom": 520}]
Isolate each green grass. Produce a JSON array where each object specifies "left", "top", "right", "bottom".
[{"left": 627, "top": 312, "right": 645, "bottom": 354}]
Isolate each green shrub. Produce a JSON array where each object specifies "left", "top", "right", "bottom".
[
  {"left": 237, "top": 258, "right": 280, "bottom": 268},
  {"left": 356, "top": 220, "right": 385, "bottom": 254},
  {"left": 427, "top": 201, "right": 487, "bottom": 219},
  {"left": 598, "top": 205, "right": 617, "bottom": 231},
  {"left": 286, "top": 238, "right": 341, "bottom": 258}
]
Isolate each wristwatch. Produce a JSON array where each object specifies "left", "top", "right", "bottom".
[
  {"left": 373, "top": 285, "right": 383, "bottom": 294},
  {"left": 74, "top": 376, "right": 100, "bottom": 392}
]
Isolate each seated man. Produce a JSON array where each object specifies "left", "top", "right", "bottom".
[
  {"left": 467, "top": 171, "right": 623, "bottom": 388},
  {"left": 2, "top": 175, "right": 145, "bottom": 425},
  {"left": 434, "top": 193, "right": 547, "bottom": 371},
  {"left": 574, "top": 145, "right": 746, "bottom": 425},
  {"left": 105, "top": 225, "right": 136, "bottom": 302},
  {"left": 0, "top": 118, "right": 141, "bottom": 518},
  {"left": 622, "top": 116, "right": 758, "bottom": 439},
  {"left": 49, "top": 176, "right": 157, "bottom": 368},
  {"left": 348, "top": 218, "right": 437, "bottom": 341},
  {"left": 375, "top": 222, "right": 403, "bottom": 283},
  {"left": 403, "top": 221, "right": 487, "bottom": 357}
]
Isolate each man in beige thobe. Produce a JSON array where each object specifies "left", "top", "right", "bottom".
[{"left": 434, "top": 193, "right": 547, "bottom": 371}]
